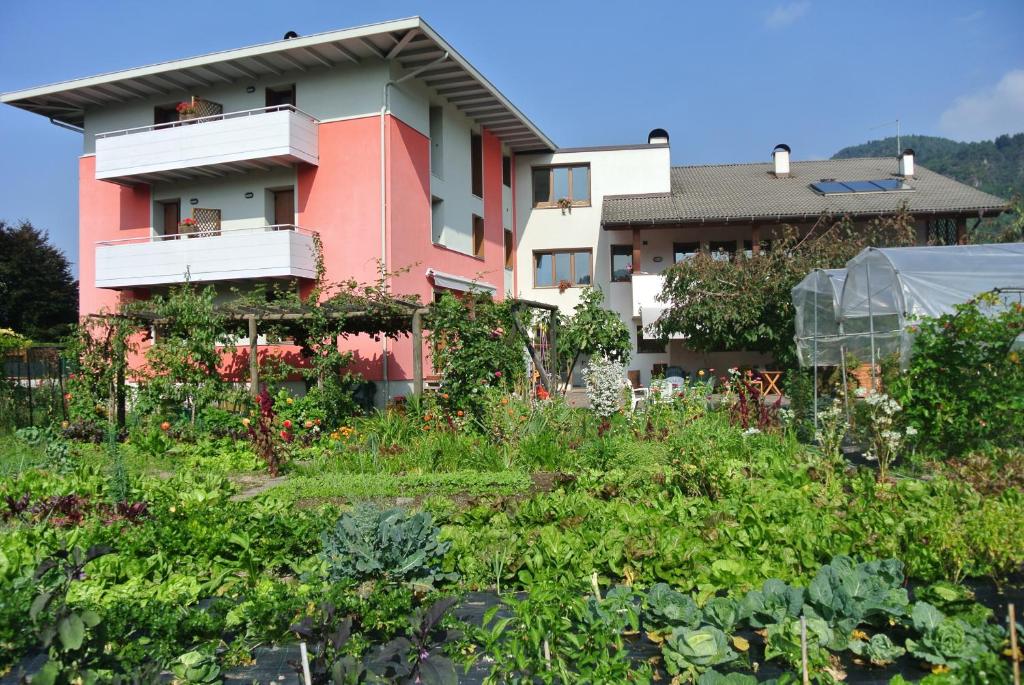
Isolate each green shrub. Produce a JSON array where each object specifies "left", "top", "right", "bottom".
[{"left": 891, "top": 294, "right": 1024, "bottom": 456}]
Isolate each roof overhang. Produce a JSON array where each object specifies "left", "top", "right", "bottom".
[
  {"left": 601, "top": 206, "right": 1010, "bottom": 230},
  {"left": 0, "top": 17, "right": 555, "bottom": 153}
]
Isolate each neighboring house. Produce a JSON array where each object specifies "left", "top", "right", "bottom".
[
  {"left": 515, "top": 140, "right": 1009, "bottom": 386},
  {"left": 2, "top": 17, "right": 1010, "bottom": 396}
]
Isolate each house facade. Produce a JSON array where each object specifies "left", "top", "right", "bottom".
[{"left": 2, "top": 17, "right": 1009, "bottom": 396}]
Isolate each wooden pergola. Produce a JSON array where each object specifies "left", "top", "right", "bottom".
[{"left": 107, "top": 294, "right": 561, "bottom": 400}]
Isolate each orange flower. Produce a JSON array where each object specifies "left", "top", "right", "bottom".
[
  {"left": 441, "top": 393, "right": 449, "bottom": 400},
  {"left": 424, "top": 413, "right": 433, "bottom": 421},
  {"left": 422, "top": 425, "right": 431, "bottom": 432},
  {"left": 500, "top": 397, "right": 509, "bottom": 405},
  {"left": 456, "top": 410, "right": 464, "bottom": 417},
  {"left": 241, "top": 418, "right": 251, "bottom": 427},
  {"left": 160, "top": 421, "right": 171, "bottom": 431},
  {"left": 304, "top": 420, "right": 314, "bottom": 429},
  {"left": 519, "top": 415, "right": 527, "bottom": 422}
]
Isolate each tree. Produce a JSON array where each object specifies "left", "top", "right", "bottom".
[
  {"left": 557, "top": 287, "right": 631, "bottom": 391},
  {"left": 0, "top": 220, "right": 78, "bottom": 341},
  {"left": 655, "top": 209, "right": 917, "bottom": 368}
]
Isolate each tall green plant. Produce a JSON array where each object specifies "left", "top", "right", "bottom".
[
  {"left": 557, "top": 287, "right": 631, "bottom": 391},
  {"left": 890, "top": 292, "right": 1024, "bottom": 456},
  {"left": 130, "top": 284, "right": 232, "bottom": 425}
]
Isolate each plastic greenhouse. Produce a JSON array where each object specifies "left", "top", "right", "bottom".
[
  {"left": 839, "top": 243, "right": 1024, "bottom": 367},
  {"left": 793, "top": 243, "right": 1024, "bottom": 372},
  {"left": 792, "top": 268, "right": 847, "bottom": 367}
]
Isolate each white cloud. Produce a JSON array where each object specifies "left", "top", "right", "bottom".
[
  {"left": 763, "top": 1, "right": 810, "bottom": 29},
  {"left": 938, "top": 69, "right": 1024, "bottom": 141}
]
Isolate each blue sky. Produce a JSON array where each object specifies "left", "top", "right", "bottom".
[{"left": 1, "top": 0, "right": 1022, "bottom": 275}]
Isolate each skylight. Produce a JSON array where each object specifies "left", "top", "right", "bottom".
[{"left": 811, "top": 179, "right": 911, "bottom": 195}]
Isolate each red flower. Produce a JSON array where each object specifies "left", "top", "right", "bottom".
[
  {"left": 494, "top": 371, "right": 503, "bottom": 378},
  {"left": 283, "top": 419, "right": 292, "bottom": 429},
  {"left": 280, "top": 430, "right": 292, "bottom": 442}
]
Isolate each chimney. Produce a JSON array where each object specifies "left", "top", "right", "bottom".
[
  {"left": 898, "top": 148, "right": 915, "bottom": 177},
  {"left": 648, "top": 128, "right": 669, "bottom": 146},
  {"left": 772, "top": 143, "right": 791, "bottom": 177}
]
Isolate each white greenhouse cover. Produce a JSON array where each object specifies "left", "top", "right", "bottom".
[
  {"left": 792, "top": 269, "right": 846, "bottom": 366},
  {"left": 794, "top": 243, "right": 1024, "bottom": 368}
]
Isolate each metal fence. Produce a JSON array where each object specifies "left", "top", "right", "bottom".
[{"left": 1, "top": 346, "right": 69, "bottom": 429}]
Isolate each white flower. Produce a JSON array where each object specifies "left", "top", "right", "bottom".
[
  {"left": 742, "top": 427, "right": 761, "bottom": 436},
  {"left": 583, "top": 355, "right": 628, "bottom": 418},
  {"left": 905, "top": 426, "right": 918, "bottom": 437}
]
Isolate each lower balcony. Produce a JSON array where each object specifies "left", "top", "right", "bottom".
[{"left": 95, "top": 225, "right": 317, "bottom": 289}]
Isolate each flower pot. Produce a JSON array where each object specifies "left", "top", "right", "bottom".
[{"left": 852, "top": 363, "right": 878, "bottom": 392}]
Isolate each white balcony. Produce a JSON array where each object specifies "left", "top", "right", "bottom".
[
  {"left": 94, "top": 106, "right": 318, "bottom": 184},
  {"left": 95, "top": 225, "right": 318, "bottom": 289}
]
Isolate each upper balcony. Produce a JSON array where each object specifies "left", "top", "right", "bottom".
[
  {"left": 95, "top": 225, "right": 317, "bottom": 289},
  {"left": 94, "top": 105, "right": 319, "bottom": 184}
]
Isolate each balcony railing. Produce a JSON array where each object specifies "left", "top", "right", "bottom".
[
  {"left": 94, "top": 105, "right": 319, "bottom": 183},
  {"left": 95, "top": 225, "right": 318, "bottom": 289}
]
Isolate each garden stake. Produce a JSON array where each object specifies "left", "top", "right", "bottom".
[
  {"left": 1011, "top": 603, "right": 1021, "bottom": 685},
  {"left": 299, "top": 641, "right": 312, "bottom": 685},
  {"left": 591, "top": 572, "right": 602, "bottom": 602},
  {"left": 800, "top": 616, "right": 809, "bottom": 685},
  {"left": 543, "top": 638, "right": 551, "bottom": 669}
]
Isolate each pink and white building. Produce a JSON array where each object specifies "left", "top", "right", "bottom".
[{"left": 2, "top": 17, "right": 1008, "bottom": 396}]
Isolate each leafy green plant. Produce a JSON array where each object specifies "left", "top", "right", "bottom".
[
  {"left": 320, "top": 503, "right": 455, "bottom": 588},
  {"left": 662, "top": 625, "right": 738, "bottom": 681},
  {"left": 802, "top": 556, "right": 909, "bottom": 646},
  {"left": 169, "top": 649, "right": 220, "bottom": 684},
  {"left": 891, "top": 292, "right": 1024, "bottom": 456},
  {"left": 737, "top": 579, "right": 804, "bottom": 629},
  {"left": 764, "top": 616, "right": 833, "bottom": 671},
  {"left": 701, "top": 597, "right": 740, "bottom": 634},
  {"left": 905, "top": 602, "right": 999, "bottom": 669},
  {"left": 848, "top": 633, "right": 905, "bottom": 666},
  {"left": 29, "top": 545, "right": 115, "bottom": 685}
]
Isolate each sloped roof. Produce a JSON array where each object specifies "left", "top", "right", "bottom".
[
  {"left": 602, "top": 157, "right": 1009, "bottom": 227},
  {"left": 0, "top": 17, "right": 554, "bottom": 153}
]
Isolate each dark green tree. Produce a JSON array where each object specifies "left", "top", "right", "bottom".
[{"left": 0, "top": 220, "right": 78, "bottom": 341}]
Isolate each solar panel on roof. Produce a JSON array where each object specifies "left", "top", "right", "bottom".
[
  {"left": 843, "top": 181, "right": 883, "bottom": 192},
  {"left": 811, "top": 179, "right": 912, "bottom": 195},
  {"left": 811, "top": 181, "right": 853, "bottom": 194},
  {"left": 869, "top": 179, "right": 905, "bottom": 191}
]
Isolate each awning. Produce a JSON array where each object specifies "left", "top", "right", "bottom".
[{"left": 426, "top": 268, "right": 496, "bottom": 294}]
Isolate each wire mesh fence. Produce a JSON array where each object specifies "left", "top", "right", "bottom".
[{"left": 1, "top": 345, "right": 70, "bottom": 431}]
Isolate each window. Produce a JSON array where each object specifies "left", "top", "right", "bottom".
[
  {"left": 673, "top": 242, "right": 700, "bottom": 263},
  {"left": 504, "top": 229, "right": 514, "bottom": 269},
  {"left": 502, "top": 156, "right": 512, "bottom": 187},
  {"left": 431, "top": 197, "right": 444, "bottom": 243},
  {"left": 266, "top": 84, "right": 296, "bottom": 108},
  {"left": 810, "top": 179, "right": 911, "bottom": 195},
  {"left": 472, "top": 215, "right": 485, "bottom": 258},
  {"left": 709, "top": 240, "right": 736, "bottom": 261},
  {"left": 636, "top": 326, "right": 666, "bottom": 354},
  {"left": 610, "top": 245, "right": 632, "bottom": 282},
  {"left": 533, "top": 249, "right": 592, "bottom": 288},
  {"left": 471, "top": 133, "right": 483, "bottom": 197},
  {"left": 154, "top": 104, "right": 178, "bottom": 126},
  {"left": 531, "top": 165, "right": 590, "bottom": 208},
  {"left": 429, "top": 106, "right": 444, "bottom": 178}
]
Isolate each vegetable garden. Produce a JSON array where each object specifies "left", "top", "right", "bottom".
[{"left": 1, "top": 285, "right": 1023, "bottom": 685}]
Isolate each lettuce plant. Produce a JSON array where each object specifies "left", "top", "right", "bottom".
[
  {"left": 738, "top": 578, "right": 803, "bottom": 628},
  {"left": 645, "top": 582, "right": 702, "bottom": 632},
  {"left": 849, "top": 633, "right": 905, "bottom": 666},
  {"left": 662, "top": 626, "right": 738, "bottom": 680},
  {"left": 905, "top": 601, "right": 997, "bottom": 668}
]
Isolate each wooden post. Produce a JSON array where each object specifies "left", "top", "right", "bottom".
[
  {"left": 548, "top": 308, "right": 559, "bottom": 383},
  {"left": 1011, "top": 603, "right": 1021, "bottom": 685},
  {"left": 956, "top": 217, "right": 968, "bottom": 244},
  {"left": 632, "top": 228, "right": 642, "bottom": 273},
  {"left": 751, "top": 224, "right": 761, "bottom": 256},
  {"left": 248, "top": 315, "right": 259, "bottom": 396},
  {"left": 800, "top": 616, "right": 810, "bottom": 685},
  {"left": 412, "top": 308, "right": 425, "bottom": 396}
]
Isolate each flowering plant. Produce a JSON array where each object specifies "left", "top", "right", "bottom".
[
  {"left": 176, "top": 101, "right": 198, "bottom": 116},
  {"left": 583, "top": 354, "right": 626, "bottom": 421},
  {"left": 855, "top": 388, "right": 915, "bottom": 480}
]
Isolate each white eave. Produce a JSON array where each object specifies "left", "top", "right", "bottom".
[
  {"left": 0, "top": 16, "right": 555, "bottom": 153},
  {"left": 426, "top": 268, "right": 496, "bottom": 294}
]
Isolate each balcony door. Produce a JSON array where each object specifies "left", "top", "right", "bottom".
[
  {"left": 273, "top": 189, "right": 295, "bottom": 227},
  {"left": 161, "top": 200, "right": 180, "bottom": 238}
]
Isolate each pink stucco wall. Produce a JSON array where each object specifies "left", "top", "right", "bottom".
[{"left": 78, "top": 155, "right": 150, "bottom": 316}]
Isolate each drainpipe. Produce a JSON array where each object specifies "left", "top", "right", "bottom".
[{"left": 378, "top": 51, "right": 448, "bottom": 402}]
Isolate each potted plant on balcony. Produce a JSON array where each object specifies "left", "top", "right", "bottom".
[
  {"left": 557, "top": 198, "right": 573, "bottom": 215},
  {"left": 176, "top": 100, "right": 200, "bottom": 121},
  {"left": 178, "top": 217, "right": 197, "bottom": 236}
]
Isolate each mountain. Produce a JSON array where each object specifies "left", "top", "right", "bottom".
[{"left": 833, "top": 133, "right": 1024, "bottom": 202}]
